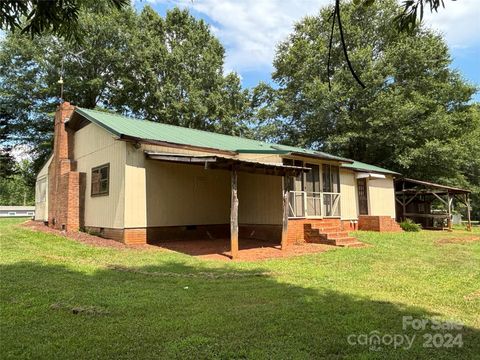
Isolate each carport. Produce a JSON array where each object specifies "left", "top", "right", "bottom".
[
  {"left": 145, "top": 152, "right": 310, "bottom": 258},
  {"left": 395, "top": 178, "right": 472, "bottom": 231}
]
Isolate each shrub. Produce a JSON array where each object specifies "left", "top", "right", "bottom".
[{"left": 400, "top": 218, "right": 422, "bottom": 232}]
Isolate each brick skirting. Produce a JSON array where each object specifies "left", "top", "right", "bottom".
[{"left": 358, "top": 216, "right": 402, "bottom": 232}]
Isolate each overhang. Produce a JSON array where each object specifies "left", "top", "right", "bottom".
[{"left": 145, "top": 152, "right": 310, "bottom": 176}]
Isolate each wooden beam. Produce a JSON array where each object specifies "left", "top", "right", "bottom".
[
  {"left": 230, "top": 169, "right": 239, "bottom": 259},
  {"left": 466, "top": 193, "right": 472, "bottom": 232},
  {"left": 447, "top": 191, "right": 453, "bottom": 231},
  {"left": 281, "top": 177, "right": 289, "bottom": 251},
  {"left": 431, "top": 191, "right": 448, "bottom": 206}
]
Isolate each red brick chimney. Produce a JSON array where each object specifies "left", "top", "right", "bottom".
[{"left": 48, "top": 102, "right": 84, "bottom": 231}]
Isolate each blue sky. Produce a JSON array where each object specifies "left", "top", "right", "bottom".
[{"left": 135, "top": 0, "right": 480, "bottom": 101}]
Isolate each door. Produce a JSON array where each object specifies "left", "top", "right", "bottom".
[
  {"left": 305, "top": 163, "right": 321, "bottom": 216},
  {"left": 357, "top": 178, "right": 368, "bottom": 215}
]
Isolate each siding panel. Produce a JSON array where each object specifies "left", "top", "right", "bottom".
[{"left": 74, "top": 123, "right": 126, "bottom": 228}]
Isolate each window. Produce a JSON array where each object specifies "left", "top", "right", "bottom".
[
  {"left": 91, "top": 163, "right": 110, "bottom": 197},
  {"left": 322, "top": 164, "right": 340, "bottom": 193},
  {"left": 8, "top": 212, "right": 16, "bottom": 216},
  {"left": 27, "top": 212, "right": 34, "bottom": 216}
]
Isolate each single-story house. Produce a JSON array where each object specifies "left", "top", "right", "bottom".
[
  {"left": 35, "top": 102, "right": 401, "bottom": 257},
  {"left": 0, "top": 206, "right": 35, "bottom": 218}
]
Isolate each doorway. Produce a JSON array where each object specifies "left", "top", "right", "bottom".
[{"left": 357, "top": 178, "right": 368, "bottom": 215}]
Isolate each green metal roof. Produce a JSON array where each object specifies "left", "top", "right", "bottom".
[
  {"left": 342, "top": 160, "right": 400, "bottom": 175},
  {"left": 72, "top": 107, "right": 399, "bottom": 175},
  {"left": 73, "top": 108, "right": 350, "bottom": 162}
]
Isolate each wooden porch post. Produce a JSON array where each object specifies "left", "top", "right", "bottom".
[
  {"left": 281, "top": 176, "right": 289, "bottom": 251},
  {"left": 402, "top": 181, "right": 406, "bottom": 220},
  {"left": 447, "top": 190, "right": 453, "bottom": 231},
  {"left": 466, "top": 193, "right": 472, "bottom": 232},
  {"left": 230, "top": 169, "right": 239, "bottom": 259}
]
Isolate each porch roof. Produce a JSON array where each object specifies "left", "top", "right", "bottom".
[
  {"left": 395, "top": 178, "right": 470, "bottom": 195},
  {"left": 144, "top": 151, "right": 310, "bottom": 176}
]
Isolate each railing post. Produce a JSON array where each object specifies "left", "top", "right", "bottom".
[
  {"left": 320, "top": 192, "right": 324, "bottom": 217},
  {"left": 303, "top": 191, "right": 307, "bottom": 217}
]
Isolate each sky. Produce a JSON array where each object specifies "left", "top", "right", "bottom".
[{"left": 135, "top": 0, "right": 480, "bottom": 101}]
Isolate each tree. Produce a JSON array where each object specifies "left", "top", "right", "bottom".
[
  {"left": 255, "top": 0, "right": 479, "bottom": 214},
  {"left": 0, "top": 5, "right": 250, "bottom": 180},
  {"left": 110, "top": 7, "right": 251, "bottom": 134},
  {"left": 0, "top": 159, "right": 35, "bottom": 206},
  {"left": 0, "top": 0, "right": 128, "bottom": 40}
]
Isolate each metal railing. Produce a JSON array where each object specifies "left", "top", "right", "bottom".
[{"left": 288, "top": 191, "right": 341, "bottom": 218}]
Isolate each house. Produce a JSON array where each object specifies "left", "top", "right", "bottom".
[
  {"left": 0, "top": 206, "right": 35, "bottom": 218},
  {"left": 35, "top": 102, "right": 401, "bottom": 257}
]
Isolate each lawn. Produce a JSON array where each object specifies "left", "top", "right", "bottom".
[{"left": 1, "top": 218, "right": 479, "bottom": 359}]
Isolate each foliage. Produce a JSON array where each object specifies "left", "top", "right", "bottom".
[
  {"left": 0, "top": 5, "right": 250, "bottom": 184},
  {"left": 0, "top": 0, "right": 128, "bottom": 41},
  {"left": 399, "top": 218, "right": 422, "bottom": 232},
  {"left": 1, "top": 218, "right": 479, "bottom": 358},
  {"left": 0, "top": 160, "right": 36, "bottom": 206},
  {"left": 253, "top": 0, "right": 479, "bottom": 217}
]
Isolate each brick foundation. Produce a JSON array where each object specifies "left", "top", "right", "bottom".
[{"left": 358, "top": 216, "right": 402, "bottom": 232}]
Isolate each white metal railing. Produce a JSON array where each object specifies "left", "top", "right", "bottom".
[{"left": 288, "top": 191, "right": 341, "bottom": 218}]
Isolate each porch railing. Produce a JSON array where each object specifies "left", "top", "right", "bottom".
[{"left": 288, "top": 191, "right": 341, "bottom": 218}]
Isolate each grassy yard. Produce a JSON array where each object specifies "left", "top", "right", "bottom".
[{"left": 1, "top": 218, "right": 479, "bottom": 359}]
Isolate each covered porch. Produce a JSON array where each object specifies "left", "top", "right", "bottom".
[
  {"left": 144, "top": 152, "right": 309, "bottom": 259},
  {"left": 395, "top": 178, "right": 472, "bottom": 231}
]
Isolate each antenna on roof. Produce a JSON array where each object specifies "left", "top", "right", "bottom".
[{"left": 58, "top": 50, "right": 86, "bottom": 104}]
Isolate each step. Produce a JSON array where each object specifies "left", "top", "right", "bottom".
[
  {"left": 333, "top": 237, "right": 358, "bottom": 245},
  {"left": 322, "top": 232, "right": 350, "bottom": 239}
]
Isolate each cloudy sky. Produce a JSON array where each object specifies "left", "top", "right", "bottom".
[{"left": 136, "top": 0, "right": 480, "bottom": 100}]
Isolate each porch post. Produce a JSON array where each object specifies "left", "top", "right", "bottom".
[
  {"left": 447, "top": 191, "right": 452, "bottom": 231},
  {"left": 466, "top": 193, "right": 472, "bottom": 232},
  {"left": 230, "top": 169, "right": 239, "bottom": 259},
  {"left": 281, "top": 176, "right": 289, "bottom": 251}
]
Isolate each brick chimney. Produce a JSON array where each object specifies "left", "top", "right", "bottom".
[{"left": 48, "top": 102, "right": 84, "bottom": 231}]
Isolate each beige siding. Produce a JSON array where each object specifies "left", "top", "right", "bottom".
[
  {"left": 74, "top": 123, "right": 126, "bottom": 228},
  {"left": 35, "top": 156, "right": 52, "bottom": 221},
  {"left": 340, "top": 169, "right": 358, "bottom": 220},
  {"left": 238, "top": 173, "right": 282, "bottom": 225},
  {"left": 367, "top": 176, "right": 396, "bottom": 218},
  {"left": 125, "top": 143, "right": 230, "bottom": 227}
]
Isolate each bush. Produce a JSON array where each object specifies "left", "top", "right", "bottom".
[{"left": 400, "top": 218, "right": 422, "bottom": 232}]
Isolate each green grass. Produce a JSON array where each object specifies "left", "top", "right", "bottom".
[{"left": 1, "top": 218, "right": 479, "bottom": 359}]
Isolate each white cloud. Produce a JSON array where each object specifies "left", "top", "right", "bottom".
[
  {"left": 422, "top": 0, "right": 480, "bottom": 49},
  {"left": 145, "top": 0, "right": 479, "bottom": 74}
]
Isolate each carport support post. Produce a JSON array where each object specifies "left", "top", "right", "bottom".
[
  {"left": 281, "top": 176, "right": 289, "bottom": 251},
  {"left": 447, "top": 191, "right": 453, "bottom": 231},
  {"left": 466, "top": 194, "right": 472, "bottom": 232},
  {"left": 230, "top": 169, "right": 239, "bottom": 259}
]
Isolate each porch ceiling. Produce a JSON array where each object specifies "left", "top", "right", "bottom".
[{"left": 144, "top": 151, "right": 310, "bottom": 176}]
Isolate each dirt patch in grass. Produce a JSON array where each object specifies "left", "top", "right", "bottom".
[
  {"left": 436, "top": 236, "right": 480, "bottom": 245},
  {"left": 464, "top": 290, "right": 480, "bottom": 301},
  {"left": 50, "top": 301, "right": 110, "bottom": 316},
  {"left": 21, "top": 220, "right": 156, "bottom": 250}
]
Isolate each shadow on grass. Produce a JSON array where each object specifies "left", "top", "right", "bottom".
[{"left": 1, "top": 261, "right": 479, "bottom": 359}]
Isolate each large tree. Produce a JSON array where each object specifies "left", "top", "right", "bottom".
[
  {"left": 0, "top": 5, "right": 249, "bottom": 185},
  {"left": 254, "top": 0, "right": 479, "bottom": 213}
]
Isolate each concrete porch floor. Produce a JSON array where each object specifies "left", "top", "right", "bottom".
[{"left": 148, "top": 238, "right": 335, "bottom": 261}]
